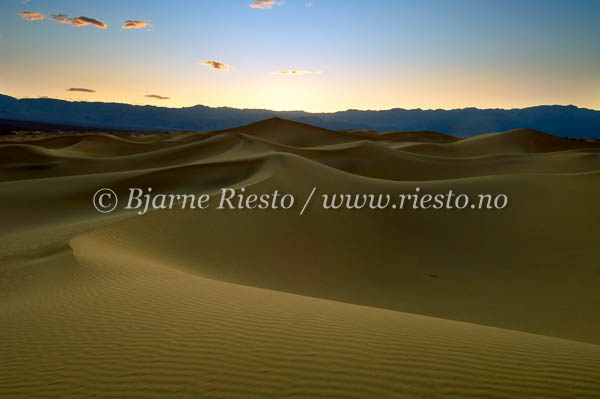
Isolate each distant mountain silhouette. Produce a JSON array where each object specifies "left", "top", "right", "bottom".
[{"left": 1, "top": 94, "right": 598, "bottom": 138}]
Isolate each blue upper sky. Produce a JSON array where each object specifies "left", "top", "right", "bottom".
[{"left": 1, "top": 0, "right": 598, "bottom": 111}]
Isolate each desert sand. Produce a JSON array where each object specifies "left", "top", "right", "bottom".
[{"left": 1, "top": 117, "right": 599, "bottom": 398}]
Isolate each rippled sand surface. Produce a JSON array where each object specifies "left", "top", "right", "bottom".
[{"left": 1, "top": 118, "right": 599, "bottom": 398}]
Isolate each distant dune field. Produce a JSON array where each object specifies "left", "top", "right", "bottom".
[{"left": 1, "top": 118, "right": 599, "bottom": 398}]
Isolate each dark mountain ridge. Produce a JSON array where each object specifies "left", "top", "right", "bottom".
[{"left": 1, "top": 94, "right": 598, "bottom": 138}]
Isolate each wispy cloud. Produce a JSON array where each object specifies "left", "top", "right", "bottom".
[
  {"left": 305, "top": 2, "right": 313, "bottom": 7},
  {"left": 145, "top": 94, "right": 170, "bottom": 100},
  {"left": 122, "top": 20, "right": 148, "bottom": 29},
  {"left": 275, "top": 70, "right": 322, "bottom": 76},
  {"left": 67, "top": 88, "right": 96, "bottom": 93},
  {"left": 200, "top": 61, "right": 230, "bottom": 71},
  {"left": 51, "top": 14, "right": 107, "bottom": 29},
  {"left": 249, "top": 0, "right": 282, "bottom": 9},
  {"left": 18, "top": 11, "right": 45, "bottom": 21}
]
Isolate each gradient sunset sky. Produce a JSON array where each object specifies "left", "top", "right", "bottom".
[{"left": 1, "top": 0, "right": 598, "bottom": 112}]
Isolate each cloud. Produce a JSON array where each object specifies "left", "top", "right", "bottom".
[
  {"left": 67, "top": 88, "right": 96, "bottom": 93},
  {"left": 275, "top": 70, "right": 322, "bottom": 76},
  {"left": 200, "top": 61, "right": 230, "bottom": 71},
  {"left": 249, "top": 0, "right": 282, "bottom": 9},
  {"left": 122, "top": 20, "right": 148, "bottom": 29},
  {"left": 145, "top": 94, "right": 170, "bottom": 100},
  {"left": 17, "top": 11, "right": 107, "bottom": 29},
  {"left": 305, "top": 2, "right": 313, "bottom": 7},
  {"left": 18, "top": 11, "right": 45, "bottom": 21},
  {"left": 51, "top": 14, "right": 107, "bottom": 29}
]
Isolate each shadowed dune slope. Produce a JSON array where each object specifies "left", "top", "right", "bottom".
[
  {"left": 1, "top": 118, "right": 599, "bottom": 398},
  {"left": 404, "top": 128, "right": 600, "bottom": 156},
  {"left": 378, "top": 130, "right": 459, "bottom": 143},
  {"left": 225, "top": 117, "right": 361, "bottom": 147},
  {"left": 52, "top": 153, "right": 599, "bottom": 345},
  {"left": 342, "top": 129, "right": 459, "bottom": 143}
]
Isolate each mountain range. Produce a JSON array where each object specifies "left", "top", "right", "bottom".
[{"left": 1, "top": 94, "right": 598, "bottom": 138}]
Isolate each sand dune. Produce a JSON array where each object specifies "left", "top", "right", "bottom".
[
  {"left": 404, "top": 128, "right": 600, "bottom": 156},
  {"left": 1, "top": 118, "right": 599, "bottom": 398}
]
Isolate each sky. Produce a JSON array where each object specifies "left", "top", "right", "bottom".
[{"left": 1, "top": 0, "right": 599, "bottom": 112}]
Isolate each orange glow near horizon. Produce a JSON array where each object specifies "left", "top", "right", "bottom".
[{"left": 3, "top": 66, "right": 598, "bottom": 112}]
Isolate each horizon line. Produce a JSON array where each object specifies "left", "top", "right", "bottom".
[{"left": 2, "top": 93, "right": 599, "bottom": 114}]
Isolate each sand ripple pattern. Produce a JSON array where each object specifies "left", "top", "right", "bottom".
[{"left": 1, "top": 118, "right": 600, "bottom": 398}]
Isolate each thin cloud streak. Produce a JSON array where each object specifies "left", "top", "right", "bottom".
[
  {"left": 122, "top": 20, "right": 148, "bottom": 29},
  {"left": 249, "top": 1, "right": 282, "bottom": 9},
  {"left": 51, "top": 14, "right": 107, "bottom": 29},
  {"left": 200, "top": 61, "right": 230, "bottom": 71},
  {"left": 275, "top": 70, "right": 322, "bottom": 76},
  {"left": 18, "top": 11, "right": 45, "bottom": 21},
  {"left": 67, "top": 88, "right": 96, "bottom": 93},
  {"left": 145, "top": 94, "right": 170, "bottom": 100}
]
